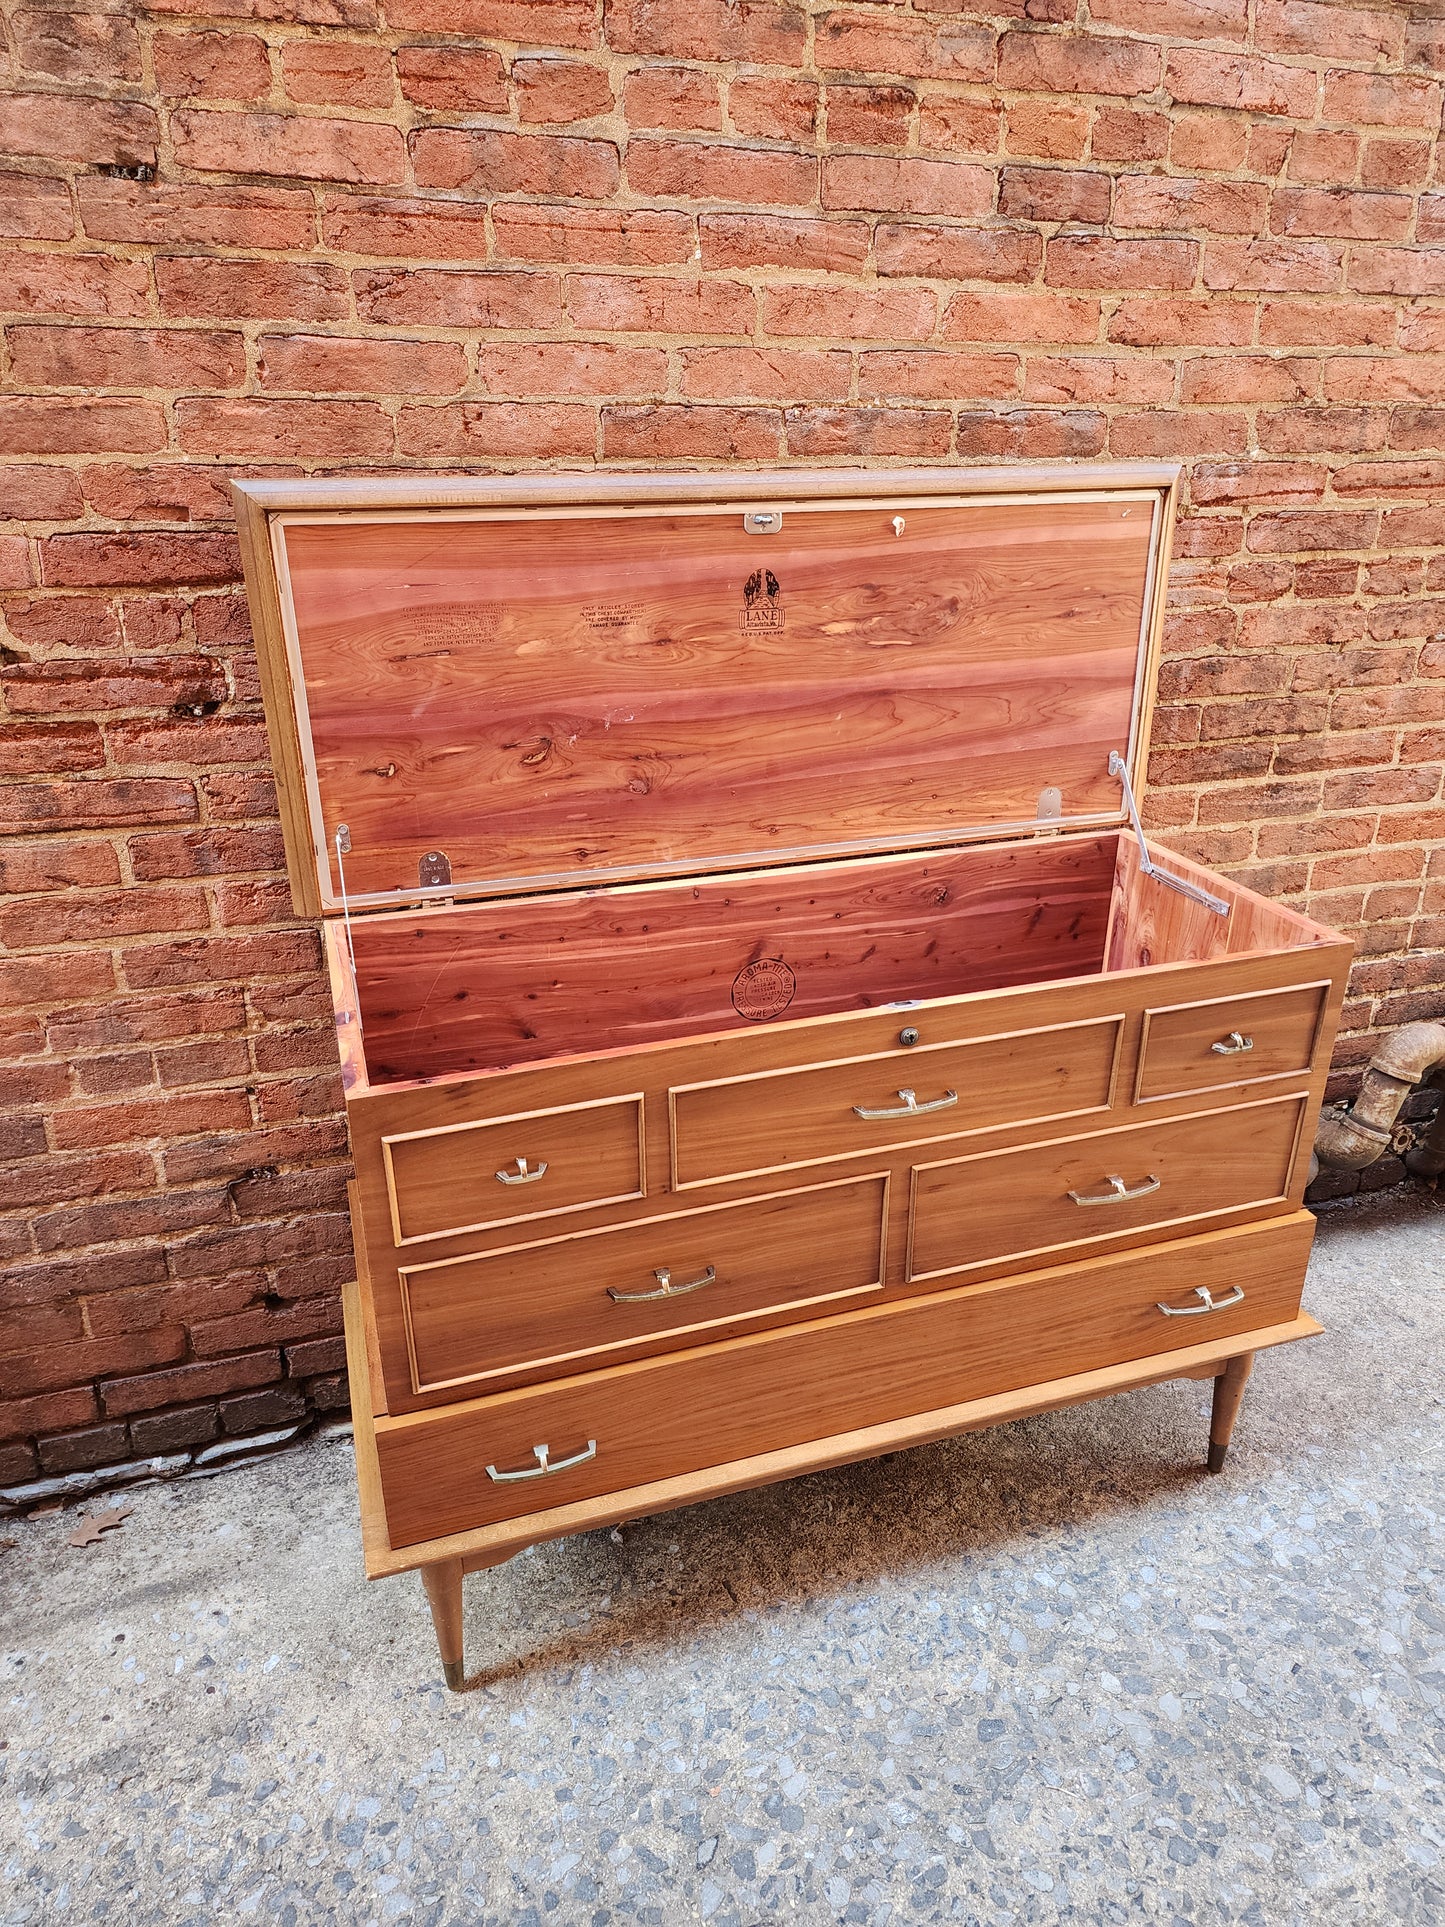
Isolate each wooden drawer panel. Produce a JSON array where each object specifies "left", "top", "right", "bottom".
[
  {"left": 374, "top": 1213, "right": 1314, "bottom": 1545},
  {"left": 909, "top": 1093, "right": 1307, "bottom": 1282},
  {"left": 1136, "top": 983, "right": 1328, "bottom": 1103},
  {"left": 398, "top": 1172, "right": 889, "bottom": 1395},
  {"left": 381, "top": 1094, "right": 644, "bottom": 1246},
  {"left": 670, "top": 1014, "right": 1123, "bottom": 1187}
]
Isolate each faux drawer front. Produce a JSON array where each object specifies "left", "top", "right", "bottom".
[
  {"left": 374, "top": 1213, "right": 1315, "bottom": 1545},
  {"left": 382, "top": 1094, "right": 644, "bottom": 1246},
  {"left": 909, "top": 1093, "right": 1308, "bottom": 1282},
  {"left": 1136, "top": 983, "right": 1329, "bottom": 1103},
  {"left": 398, "top": 1172, "right": 889, "bottom": 1395},
  {"left": 670, "top": 1015, "right": 1123, "bottom": 1187}
]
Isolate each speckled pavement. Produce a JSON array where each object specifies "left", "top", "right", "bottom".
[{"left": 3, "top": 1188, "right": 1443, "bottom": 1926}]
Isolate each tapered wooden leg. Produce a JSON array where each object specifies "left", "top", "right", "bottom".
[
  {"left": 1207, "top": 1351, "right": 1255, "bottom": 1474},
  {"left": 421, "top": 1557, "right": 466, "bottom": 1691}
]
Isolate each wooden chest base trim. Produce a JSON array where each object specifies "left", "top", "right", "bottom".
[{"left": 344, "top": 1275, "right": 1320, "bottom": 1582}]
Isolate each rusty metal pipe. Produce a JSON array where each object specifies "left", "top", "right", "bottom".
[{"left": 1313, "top": 1020, "right": 1445, "bottom": 1172}]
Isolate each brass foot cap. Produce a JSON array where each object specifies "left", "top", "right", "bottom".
[
  {"left": 443, "top": 1658, "right": 466, "bottom": 1692},
  {"left": 1206, "top": 1441, "right": 1228, "bottom": 1475}
]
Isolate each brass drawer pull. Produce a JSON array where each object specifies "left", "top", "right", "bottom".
[
  {"left": 485, "top": 1439, "right": 597, "bottom": 1483},
  {"left": 496, "top": 1156, "right": 548, "bottom": 1185},
  {"left": 853, "top": 1087, "right": 958, "bottom": 1121},
  {"left": 608, "top": 1264, "right": 716, "bottom": 1304},
  {"left": 1068, "top": 1173, "right": 1161, "bottom": 1207},
  {"left": 1211, "top": 1031, "right": 1254, "bottom": 1055},
  {"left": 1155, "top": 1285, "right": 1245, "bottom": 1318}
]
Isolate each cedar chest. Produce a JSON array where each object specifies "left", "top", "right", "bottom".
[{"left": 233, "top": 464, "right": 1350, "bottom": 1687}]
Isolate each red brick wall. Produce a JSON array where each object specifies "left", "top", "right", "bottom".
[{"left": 3, "top": 0, "right": 1443, "bottom": 1481}]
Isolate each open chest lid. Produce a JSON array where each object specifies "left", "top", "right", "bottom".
[{"left": 233, "top": 464, "right": 1181, "bottom": 919}]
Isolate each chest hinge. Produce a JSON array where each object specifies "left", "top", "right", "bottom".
[{"left": 1109, "top": 752, "right": 1230, "bottom": 918}]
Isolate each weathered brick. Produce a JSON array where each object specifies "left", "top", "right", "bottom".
[
  {"left": 945, "top": 289, "right": 1100, "bottom": 345},
  {"left": 0, "top": 175, "right": 74, "bottom": 242},
  {"left": 609, "top": 0, "right": 803, "bottom": 64},
  {"left": 822, "top": 154, "right": 991, "bottom": 219},
  {"left": 565, "top": 273, "right": 751, "bottom": 334},
  {"left": 36, "top": 1422, "right": 130, "bottom": 1474},
  {"left": 1091, "top": 107, "right": 1170, "bottom": 164},
  {"left": 153, "top": 30, "right": 271, "bottom": 100},
  {"left": 602, "top": 404, "right": 782, "bottom": 459},
  {"left": 730, "top": 75, "right": 818, "bottom": 143},
  {"left": 175, "top": 397, "right": 394, "bottom": 460},
  {"left": 826, "top": 83, "right": 915, "bottom": 148},
  {"left": 622, "top": 64, "right": 721, "bottom": 132},
  {"left": 861, "top": 352, "right": 1019, "bottom": 402},
  {"left": 80, "top": 465, "right": 236, "bottom": 524},
  {"left": 1272, "top": 188, "right": 1413, "bottom": 243},
  {"left": 759, "top": 284, "right": 936, "bottom": 342},
  {"left": 918, "top": 97, "right": 1001, "bottom": 156},
  {"left": 8, "top": 326, "right": 246, "bottom": 393},
  {"left": 817, "top": 10, "right": 991, "bottom": 83},
  {"left": 40, "top": 532, "right": 241, "bottom": 588},
  {"left": 1023, "top": 357, "right": 1173, "bottom": 404},
  {"left": 0, "top": 93, "right": 157, "bottom": 168},
  {"left": 1115, "top": 176, "right": 1267, "bottom": 237},
  {"left": 78, "top": 180, "right": 316, "bottom": 250},
  {"left": 1046, "top": 236, "right": 1199, "bottom": 292},
  {"left": 395, "top": 401, "right": 595, "bottom": 459},
  {"left": 497, "top": 204, "right": 695, "bottom": 267},
  {"left": 127, "top": 1402, "right": 219, "bottom": 1453},
  {"left": 515, "top": 58, "right": 614, "bottom": 122},
  {"left": 282, "top": 38, "right": 393, "bottom": 107},
  {"left": 874, "top": 224, "right": 1040, "bottom": 283},
  {"left": 999, "top": 168, "right": 1110, "bottom": 227},
  {"left": 1165, "top": 48, "right": 1317, "bottom": 118},
  {"left": 99, "top": 1351, "right": 282, "bottom": 1418},
  {"left": 957, "top": 409, "right": 1106, "bottom": 460},
  {"left": 784, "top": 405, "right": 952, "bottom": 458},
  {"left": 218, "top": 1384, "right": 309, "bottom": 1431},
  {"left": 634, "top": 140, "right": 816, "bottom": 206},
  {"left": 321, "top": 195, "right": 492, "bottom": 260},
  {"left": 0, "top": 398, "right": 166, "bottom": 457},
  {"left": 355, "top": 267, "right": 562, "bottom": 329},
  {"left": 412, "top": 127, "right": 618, "bottom": 197},
  {"left": 396, "top": 44, "right": 507, "bottom": 113},
  {"left": 173, "top": 109, "right": 407, "bottom": 185},
  {"left": 999, "top": 31, "right": 1160, "bottom": 98},
  {"left": 158, "top": 256, "right": 348, "bottom": 321},
  {"left": 0, "top": 253, "right": 151, "bottom": 319},
  {"left": 258, "top": 333, "right": 467, "bottom": 395}
]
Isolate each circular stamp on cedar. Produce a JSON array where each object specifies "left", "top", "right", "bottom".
[{"left": 731, "top": 958, "right": 796, "bottom": 1022}]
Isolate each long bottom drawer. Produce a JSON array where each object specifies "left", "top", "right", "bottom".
[{"left": 375, "top": 1212, "right": 1314, "bottom": 1547}]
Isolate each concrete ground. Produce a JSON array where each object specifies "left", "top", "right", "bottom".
[{"left": 3, "top": 1190, "right": 1443, "bottom": 1927}]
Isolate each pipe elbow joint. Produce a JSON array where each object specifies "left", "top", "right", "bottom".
[
  {"left": 1312, "top": 1019, "right": 1445, "bottom": 1174},
  {"left": 1313, "top": 1103, "right": 1393, "bottom": 1172}
]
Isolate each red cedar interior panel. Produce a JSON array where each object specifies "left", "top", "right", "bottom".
[
  {"left": 1105, "top": 833, "right": 1328, "bottom": 974},
  {"left": 351, "top": 837, "right": 1118, "bottom": 1084},
  {"left": 279, "top": 497, "right": 1156, "bottom": 902}
]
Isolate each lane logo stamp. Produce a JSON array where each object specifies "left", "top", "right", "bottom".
[
  {"left": 731, "top": 958, "right": 796, "bottom": 1021},
  {"left": 740, "top": 568, "right": 784, "bottom": 631}
]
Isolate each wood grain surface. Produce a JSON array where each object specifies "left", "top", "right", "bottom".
[
  {"left": 908, "top": 1091, "right": 1307, "bottom": 1280},
  {"left": 372, "top": 1212, "right": 1315, "bottom": 1545},
  {"left": 398, "top": 1171, "right": 889, "bottom": 1395},
  {"left": 277, "top": 495, "right": 1158, "bottom": 904},
  {"left": 382, "top": 1092, "right": 644, "bottom": 1245},
  {"left": 1135, "top": 982, "right": 1330, "bottom": 1102},
  {"left": 351, "top": 836, "right": 1116, "bottom": 1083},
  {"left": 669, "top": 1012, "right": 1123, "bottom": 1188},
  {"left": 1105, "top": 831, "right": 1329, "bottom": 973}
]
